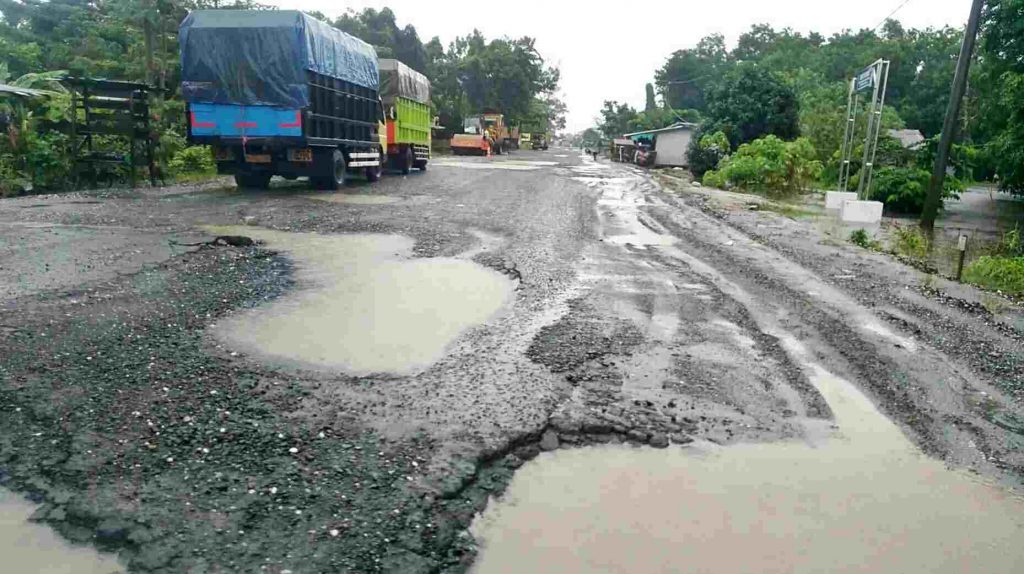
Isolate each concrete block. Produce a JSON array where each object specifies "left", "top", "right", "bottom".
[
  {"left": 840, "top": 200, "right": 884, "bottom": 224},
  {"left": 825, "top": 191, "right": 858, "bottom": 210}
]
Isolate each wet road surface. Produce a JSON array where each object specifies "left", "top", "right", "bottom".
[{"left": 1, "top": 150, "right": 1023, "bottom": 572}]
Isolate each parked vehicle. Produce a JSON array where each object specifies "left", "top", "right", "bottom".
[
  {"left": 451, "top": 113, "right": 514, "bottom": 155},
  {"left": 379, "top": 59, "right": 430, "bottom": 174},
  {"left": 532, "top": 132, "right": 550, "bottom": 150},
  {"left": 180, "top": 10, "right": 385, "bottom": 190}
]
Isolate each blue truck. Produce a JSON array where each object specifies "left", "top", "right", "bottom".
[{"left": 179, "top": 10, "right": 385, "bottom": 190}]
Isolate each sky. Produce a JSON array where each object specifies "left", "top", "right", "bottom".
[{"left": 272, "top": 0, "right": 975, "bottom": 133}]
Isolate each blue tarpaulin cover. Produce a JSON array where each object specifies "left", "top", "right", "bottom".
[{"left": 179, "top": 10, "right": 379, "bottom": 108}]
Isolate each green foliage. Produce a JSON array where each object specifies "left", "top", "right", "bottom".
[
  {"left": 598, "top": 101, "right": 638, "bottom": 139},
  {"left": 703, "top": 64, "right": 800, "bottom": 148},
  {"left": 868, "top": 166, "right": 962, "bottom": 214},
  {"left": 849, "top": 228, "right": 881, "bottom": 250},
  {"left": 963, "top": 256, "right": 1024, "bottom": 295},
  {"left": 655, "top": 34, "right": 728, "bottom": 111},
  {"left": 994, "top": 225, "right": 1023, "bottom": 257},
  {"left": 686, "top": 130, "right": 730, "bottom": 178},
  {"left": 168, "top": 145, "right": 215, "bottom": 176},
  {"left": 644, "top": 83, "right": 657, "bottom": 112},
  {"left": 891, "top": 226, "right": 930, "bottom": 259},
  {"left": 334, "top": 8, "right": 428, "bottom": 73},
  {"left": 983, "top": 71, "right": 1024, "bottom": 194},
  {"left": 701, "top": 135, "right": 822, "bottom": 196}
]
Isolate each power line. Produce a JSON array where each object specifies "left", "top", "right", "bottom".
[{"left": 874, "top": 0, "right": 914, "bottom": 31}]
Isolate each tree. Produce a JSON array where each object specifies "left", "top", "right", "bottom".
[
  {"left": 333, "top": 7, "right": 428, "bottom": 73},
  {"left": 644, "top": 83, "right": 657, "bottom": 111},
  {"left": 598, "top": 100, "right": 637, "bottom": 139},
  {"left": 703, "top": 64, "right": 800, "bottom": 147},
  {"left": 654, "top": 33, "right": 728, "bottom": 111},
  {"left": 978, "top": 0, "right": 1024, "bottom": 194}
]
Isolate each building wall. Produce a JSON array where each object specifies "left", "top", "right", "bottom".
[{"left": 654, "top": 129, "right": 692, "bottom": 167}]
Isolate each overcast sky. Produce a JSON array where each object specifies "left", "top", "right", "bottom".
[{"left": 273, "top": 0, "right": 974, "bottom": 132}]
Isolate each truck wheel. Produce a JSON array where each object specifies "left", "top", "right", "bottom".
[
  {"left": 401, "top": 147, "right": 413, "bottom": 175},
  {"left": 366, "top": 164, "right": 382, "bottom": 182},
  {"left": 414, "top": 159, "right": 427, "bottom": 171},
  {"left": 320, "top": 150, "right": 347, "bottom": 190},
  {"left": 235, "top": 173, "right": 271, "bottom": 190}
]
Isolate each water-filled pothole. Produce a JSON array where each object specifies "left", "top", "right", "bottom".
[
  {"left": 470, "top": 366, "right": 1024, "bottom": 573},
  {"left": 207, "top": 226, "right": 513, "bottom": 376},
  {"left": 0, "top": 488, "right": 123, "bottom": 573}
]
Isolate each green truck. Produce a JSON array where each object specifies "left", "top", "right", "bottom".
[{"left": 379, "top": 58, "right": 431, "bottom": 173}]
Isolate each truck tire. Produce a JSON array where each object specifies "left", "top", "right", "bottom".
[
  {"left": 235, "top": 172, "right": 271, "bottom": 190},
  {"left": 366, "top": 151, "right": 382, "bottom": 182},
  {"left": 414, "top": 159, "right": 427, "bottom": 171},
  {"left": 400, "top": 147, "right": 413, "bottom": 175},
  {"left": 313, "top": 150, "right": 346, "bottom": 191}
]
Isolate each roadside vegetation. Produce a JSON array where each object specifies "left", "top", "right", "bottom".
[{"left": 964, "top": 226, "right": 1024, "bottom": 295}]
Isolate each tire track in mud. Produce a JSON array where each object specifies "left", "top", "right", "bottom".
[{"left": 644, "top": 183, "right": 1023, "bottom": 477}]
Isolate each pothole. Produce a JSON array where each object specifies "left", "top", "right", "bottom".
[
  {"left": 470, "top": 364, "right": 1024, "bottom": 573},
  {"left": 206, "top": 226, "right": 514, "bottom": 376}
]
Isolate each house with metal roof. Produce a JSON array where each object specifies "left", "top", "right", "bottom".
[{"left": 623, "top": 122, "right": 698, "bottom": 167}]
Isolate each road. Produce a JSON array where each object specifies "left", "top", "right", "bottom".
[{"left": 1, "top": 150, "right": 1023, "bottom": 573}]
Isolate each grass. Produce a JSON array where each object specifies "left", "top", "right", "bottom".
[{"left": 963, "top": 256, "right": 1024, "bottom": 295}]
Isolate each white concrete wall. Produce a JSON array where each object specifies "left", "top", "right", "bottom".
[
  {"left": 825, "top": 191, "right": 858, "bottom": 210},
  {"left": 653, "top": 130, "right": 692, "bottom": 167},
  {"left": 840, "top": 200, "right": 884, "bottom": 224}
]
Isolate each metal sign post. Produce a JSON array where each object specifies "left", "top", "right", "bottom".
[
  {"left": 857, "top": 59, "right": 890, "bottom": 200},
  {"left": 837, "top": 59, "right": 890, "bottom": 199},
  {"left": 837, "top": 78, "right": 858, "bottom": 193}
]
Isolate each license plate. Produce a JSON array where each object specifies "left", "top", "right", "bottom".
[{"left": 245, "top": 154, "right": 271, "bottom": 164}]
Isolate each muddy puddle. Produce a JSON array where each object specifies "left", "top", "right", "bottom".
[
  {"left": 471, "top": 363, "right": 1024, "bottom": 573},
  {"left": 207, "top": 226, "right": 513, "bottom": 375},
  {"left": 1, "top": 488, "right": 123, "bottom": 573}
]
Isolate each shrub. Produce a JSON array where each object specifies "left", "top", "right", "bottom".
[
  {"left": 963, "top": 256, "right": 1024, "bottom": 295},
  {"left": 687, "top": 129, "right": 730, "bottom": 178},
  {"left": 867, "top": 166, "right": 963, "bottom": 215},
  {"left": 168, "top": 146, "right": 215, "bottom": 176},
  {"left": 700, "top": 135, "right": 821, "bottom": 196},
  {"left": 849, "top": 228, "right": 880, "bottom": 250},
  {"left": 891, "top": 225, "right": 930, "bottom": 259},
  {"left": 993, "top": 225, "right": 1023, "bottom": 257}
]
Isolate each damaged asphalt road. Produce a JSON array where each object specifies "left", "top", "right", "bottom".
[{"left": 1, "top": 150, "right": 1023, "bottom": 573}]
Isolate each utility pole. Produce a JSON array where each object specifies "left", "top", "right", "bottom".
[{"left": 920, "top": 0, "right": 984, "bottom": 232}]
